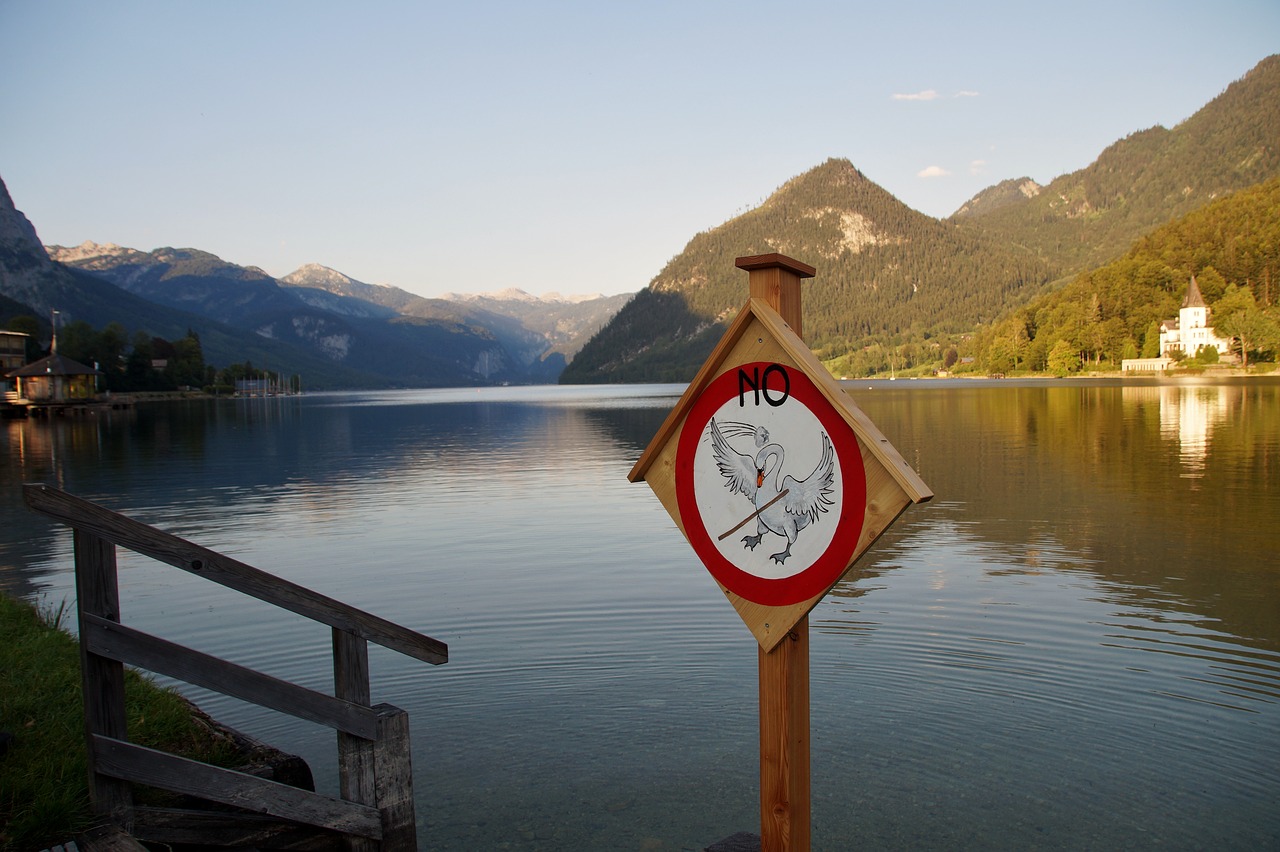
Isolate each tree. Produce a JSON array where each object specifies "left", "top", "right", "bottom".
[
  {"left": 1218, "top": 306, "right": 1280, "bottom": 367},
  {"left": 168, "top": 332, "right": 206, "bottom": 389},
  {"left": 1047, "top": 339, "right": 1078, "bottom": 377},
  {"left": 1141, "top": 321, "right": 1162, "bottom": 358}
]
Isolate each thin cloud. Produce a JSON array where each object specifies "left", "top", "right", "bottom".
[
  {"left": 892, "top": 89, "right": 979, "bottom": 101},
  {"left": 892, "top": 89, "right": 940, "bottom": 101},
  {"left": 918, "top": 166, "right": 950, "bottom": 178},
  {"left": 970, "top": 159, "right": 988, "bottom": 174}
]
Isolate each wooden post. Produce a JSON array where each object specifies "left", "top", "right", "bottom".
[
  {"left": 334, "top": 628, "right": 378, "bottom": 852},
  {"left": 735, "top": 254, "right": 816, "bottom": 852},
  {"left": 372, "top": 704, "right": 416, "bottom": 851},
  {"left": 75, "top": 529, "right": 133, "bottom": 827}
]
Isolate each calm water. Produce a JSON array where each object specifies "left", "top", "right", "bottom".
[{"left": 2, "top": 379, "right": 1278, "bottom": 850}]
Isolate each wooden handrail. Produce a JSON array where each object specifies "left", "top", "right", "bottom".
[
  {"left": 28, "top": 483, "right": 444, "bottom": 850},
  {"left": 25, "top": 483, "right": 447, "bottom": 665},
  {"left": 82, "top": 614, "right": 380, "bottom": 739}
]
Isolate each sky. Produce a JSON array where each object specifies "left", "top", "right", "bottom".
[{"left": 2, "top": 1, "right": 1277, "bottom": 300}]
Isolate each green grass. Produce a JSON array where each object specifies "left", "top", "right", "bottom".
[{"left": 0, "top": 593, "right": 239, "bottom": 851}]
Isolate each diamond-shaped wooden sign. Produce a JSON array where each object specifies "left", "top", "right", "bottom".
[{"left": 630, "top": 262, "right": 931, "bottom": 651}]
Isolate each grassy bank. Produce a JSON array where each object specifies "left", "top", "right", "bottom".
[{"left": 0, "top": 593, "right": 239, "bottom": 851}]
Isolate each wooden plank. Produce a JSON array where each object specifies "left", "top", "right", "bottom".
[
  {"left": 372, "top": 705, "right": 417, "bottom": 851},
  {"left": 74, "top": 530, "right": 133, "bottom": 825},
  {"left": 132, "top": 807, "right": 341, "bottom": 851},
  {"left": 81, "top": 614, "right": 378, "bottom": 739},
  {"left": 91, "top": 735, "right": 382, "bottom": 840},
  {"left": 25, "top": 484, "right": 448, "bottom": 666}
]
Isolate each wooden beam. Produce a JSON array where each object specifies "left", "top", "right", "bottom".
[
  {"left": 26, "top": 484, "right": 448, "bottom": 666},
  {"left": 81, "top": 614, "right": 379, "bottom": 739},
  {"left": 91, "top": 736, "right": 382, "bottom": 840}
]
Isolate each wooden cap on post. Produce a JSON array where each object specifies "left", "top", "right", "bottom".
[{"left": 735, "top": 254, "right": 815, "bottom": 340}]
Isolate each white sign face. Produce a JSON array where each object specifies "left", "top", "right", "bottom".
[
  {"left": 675, "top": 362, "right": 867, "bottom": 607},
  {"left": 692, "top": 397, "right": 841, "bottom": 581}
]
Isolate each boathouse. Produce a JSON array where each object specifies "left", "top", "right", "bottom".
[{"left": 6, "top": 352, "right": 102, "bottom": 411}]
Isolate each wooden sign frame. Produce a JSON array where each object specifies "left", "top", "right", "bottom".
[
  {"left": 629, "top": 253, "right": 931, "bottom": 852},
  {"left": 629, "top": 268, "right": 931, "bottom": 651}
]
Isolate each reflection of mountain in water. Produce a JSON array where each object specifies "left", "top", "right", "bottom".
[
  {"left": 0, "top": 389, "right": 685, "bottom": 595},
  {"left": 3, "top": 382, "right": 1275, "bottom": 652},
  {"left": 834, "top": 380, "right": 1280, "bottom": 652}
]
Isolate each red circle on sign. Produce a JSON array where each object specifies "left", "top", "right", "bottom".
[{"left": 675, "top": 362, "right": 867, "bottom": 606}]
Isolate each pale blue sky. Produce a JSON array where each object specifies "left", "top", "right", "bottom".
[{"left": 2, "top": 1, "right": 1277, "bottom": 298}]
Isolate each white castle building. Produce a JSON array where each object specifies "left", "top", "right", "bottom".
[
  {"left": 1159, "top": 275, "right": 1232, "bottom": 358},
  {"left": 1124, "top": 276, "right": 1234, "bottom": 372}
]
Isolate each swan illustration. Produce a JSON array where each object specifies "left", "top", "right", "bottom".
[{"left": 707, "top": 418, "right": 836, "bottom": 564}]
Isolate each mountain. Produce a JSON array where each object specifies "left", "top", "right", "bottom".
[
  {"left": 562, "top": 158, "right": 1052, "bottom": 382},
  {"left": 48, "top": 243, "right": 543, "bottom": 386},
  {"left": 566, "top": 55, "right": 1280, "bottom": 383},
  {"left": 281, "top": 264, "right": 631, "bottom": 377},
  {"left": 438, "top": 288, "right": 633, "bottom": 362},
  {"left": 0, "top": 181, "right": 381, "bottom": 388},
  {"left": 969, "top": 176, "right": 1280, "bottom": 372},
  {"left": 956, "top": 54, "right": 1280, "bottom": 270},
  {"left": 951, "top": 178, "right": 1042, "bottom": 218}
]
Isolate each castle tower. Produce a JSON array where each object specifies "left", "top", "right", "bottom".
[{"left": 1180, "top": 275, "right": 1209, "bottom": 332}]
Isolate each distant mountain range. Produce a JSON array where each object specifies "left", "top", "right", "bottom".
[
  {"left": 565, "top": 54, "right": 1280, "bottom": 382},
  {"left": 0, "top": 181, "right": 630, "bottom": 388},
  {"left": 6, "top": 54, "right": 1276, "bottom": 388}
]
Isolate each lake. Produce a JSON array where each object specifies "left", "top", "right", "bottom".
[{"left": 2, "top": 378, "right": 1278, "bottom": 850}]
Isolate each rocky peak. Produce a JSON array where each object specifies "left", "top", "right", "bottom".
[
  {"left": 0, "top": 177, "right": 48, "bottom": 265},
  {"left": 46, "top": 241, "right": 146, "bottom": 267}
]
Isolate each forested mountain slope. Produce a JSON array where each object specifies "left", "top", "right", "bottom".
[
  {"left": 957, "top": 54, "right": 1280, "bottom": 271},
  {"left": 566, "top": 55, "right": 1280, "bottom": 383},
  {"left": 970, "top": 177, "right": 1280, "bottom": 372},
  {"left": 564, "top": 159, "right": 1052, "bottom": 382}
]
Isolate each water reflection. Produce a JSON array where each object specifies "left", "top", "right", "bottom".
[
  {"left": 2, "top": 380, "right": 1278, "bottom": 850},
  {"left": 1122, "top": 382, "right": 1236, "bottom": 479}
]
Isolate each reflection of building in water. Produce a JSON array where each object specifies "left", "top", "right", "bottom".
[{"left": 1159, "top": 385, "right": 1229, "bottom": 478}]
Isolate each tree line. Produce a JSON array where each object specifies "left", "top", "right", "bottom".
[
  {"left": 963, "top": 178, "right": 1280, "bottom": 375},
  {"left": 4, "top": 315, "right": 294, "bottom": 393}
]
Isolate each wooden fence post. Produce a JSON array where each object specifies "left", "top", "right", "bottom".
[
  {"left": 74, "top": 529, "right": 133, "bottom": 827},
  {"left": 334, "top": 628, "right": 379, "bottom": 852},
  {"left": 373, "top": 705, "right": 416, "bottom": 850}
]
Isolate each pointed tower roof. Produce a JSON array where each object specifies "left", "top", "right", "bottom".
[{"left": 1182, "top": 275, "right": 1207, "bottom": 308}]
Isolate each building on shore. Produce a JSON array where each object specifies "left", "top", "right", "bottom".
[
  {"left": 5, "top": 352, "right": 104, "bottom": 414},
  {"left": 1124, "top": 277, "right": 1235, "bottom": 373},
  {"left": 1158, "top": 276, "right": 1233, "bottom": 359}
]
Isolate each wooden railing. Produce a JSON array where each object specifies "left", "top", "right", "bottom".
[{"left": 25, "top": 483, "right": 448, "bottom": 851}]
